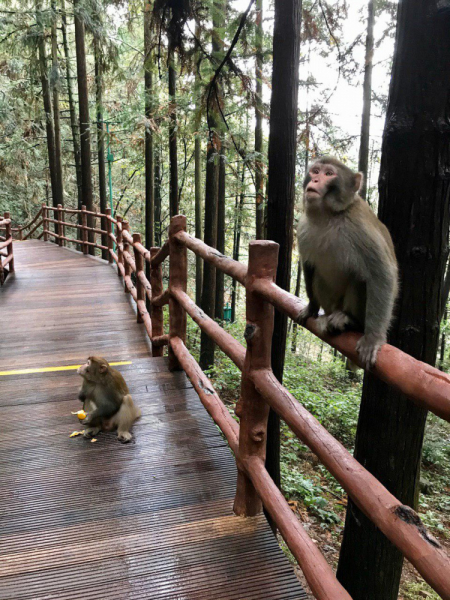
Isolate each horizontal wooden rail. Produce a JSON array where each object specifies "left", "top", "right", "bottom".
[
  {"left": 171, "top": 287, "right": 245, "bottom": 370},
  {"left": 0, "top": 236, "right": 12, "bottom": 250},
  {"left": 175, "top": 229, "right": 247, "bottom": 285}
]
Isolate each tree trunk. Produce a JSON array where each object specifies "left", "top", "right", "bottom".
[
  {"left": 168, "top": 51, "right": 178, "bottom": 217},
  {"left": 358, "top": 0, "right": 375, "bottom": 200},
  {"left": 231, "top": 164, "right": 245, "bottom": 323},
  {"left": 199, "top": 0, "right": 225, "bottom": 370},
  {"left": 199, "top": 132, "right": 220, "bottom": 370},
  {"left": 94, "top": 37, "right": 108, "bottom": 259},
  {"left": 291, "top": 260, "right": 302, "bottom": 352},
  {"left": 154, "top": 145, "right": 162, "bottom": 247},
  {"left": 74, "top": 0, "right": 94, "bottom": 252},
  {"left": 255, "top": 0, "right": 264, "bottom": 239},
  {"left": 265, "top": 0, "right": 302, "bottom": 490},
  {"left": 439, "top": 308, "right": 447, "bottom": 371},
  {"left": 337, "top": 3, "right": 450, "bottom": 597},
  {"left": 195, "top": 135, "right": 203, "bottom": 304},
  {"left": 51, "top": 0, "right": 64, "bottom": 213},
  {"left": 61, "top": 0, "right": 82, "bottom": 212},
  {"left": 195, "top": 23, "right": 203, "bottom": 306},
  {"left": 36, "top": 0, "right": 59, "bottom": 233},
  {"left": 144, "top": 2, "right": 154, "bottom": 255},
  {"left": 215, "top": 145, "right": 226, "bottom": 321}
]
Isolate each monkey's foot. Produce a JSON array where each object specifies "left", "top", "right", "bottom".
[
  {"left": 297, "top": 303, "right": 319, "bottom": 325},
  {"left": 326, "top": 311, "right": 354, "bottom": 335},
  {"left": 356, "top": 334, "right": 384, "bottom": 370},
  {"left": 314, "top": 315, "right": 330, "bottom": 336},
  {"left": 83, "top": 427, "right": 100, "bottom": 439},
  {"left": 118, "top": 431, "right": 132, "bottom": 443}
]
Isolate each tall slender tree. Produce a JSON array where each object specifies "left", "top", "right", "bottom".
[
  {"left": 265, "top": 0, "right": 302, "bottom": 490},
  {"left": 215, "top": 144, "right": 226, "bottom": 320},
  {"left": 199, "top": 0, "right": 225, "bottom": 370},
  {"left": 94, "top": 36, "right": 108, "bottom": 258},
  {"left": 337, "top": 1, "right": 450, "bottom": 597},
  {"left": 358, "top": 0, "right": 375, "bottom": 200},
  {"left": 36, "top": 0, "right": 60, "bottom": 231},
  {"left": 168, "top": 52, "right": 178, "bottom": 216},
  {"left": 194, "top": 23, "right": 203, "bottom": 305},
  {"left": 74, "top": 0, "right": 94, "bottom": 251},
  {"left": 144, "top": 1, "right": 154, "bottom": 253},
  {"left": 254, "top": 0, "right": 264, "bottom": 239},
  {"left": 61, "top": 0, "right": 82, "bottom": 211},
  {"left": 51, "top": 0, "right": 64, "bottom": 210}
]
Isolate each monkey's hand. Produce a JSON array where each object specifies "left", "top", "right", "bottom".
[
  {"left": 356, "top": 333, "right": 385, "bottom": 370},
  {"left": 297, "top": 302, "right": 319, "bottom": 325}
]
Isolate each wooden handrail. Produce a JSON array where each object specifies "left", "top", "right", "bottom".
[{"left": 12, "top": 207, "right": 450, "bottom": 599}]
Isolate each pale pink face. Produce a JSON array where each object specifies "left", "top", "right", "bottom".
[
  {"left": 305, "top": 163, "right": 338, "bottom": 200},
  {"left": 77, "top": 358, "right": 91, "bottom": 376}
]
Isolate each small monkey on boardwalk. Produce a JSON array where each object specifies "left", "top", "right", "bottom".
[
  {"left": 297, "top": 157, "right": 398, "bottom": 369},
  {"left": 77, "top": 356, "right": 141, "bottom": 442}
]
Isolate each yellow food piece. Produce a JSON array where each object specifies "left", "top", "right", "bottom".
[
  {"left": 71, "top": 410, "right": 87, "bottom": 420},
  {"left": 69, "top": 430, "right": 85, "bottom": 438},
  {"left": 91, "top": 438, "right": 97, "bottom": 443}
]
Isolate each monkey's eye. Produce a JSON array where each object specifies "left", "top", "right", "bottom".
[
  {"left": 312, "top": 168, "right": 319, "bottom": 174},
  {"left": 326, "top": 171, "right": 334, "bottom": 176}
]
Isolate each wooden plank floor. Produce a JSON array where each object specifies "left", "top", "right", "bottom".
[{"left": 0, "top": 240, "right": 307, "bottom": 600}]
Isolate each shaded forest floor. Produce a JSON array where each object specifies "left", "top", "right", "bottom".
[{"left": 191, "top": 321, "right": 450, "bottom": 600}]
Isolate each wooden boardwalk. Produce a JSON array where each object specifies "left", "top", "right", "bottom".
[{"left": 0, "top": 241, "right": 307, "bottom": 600}]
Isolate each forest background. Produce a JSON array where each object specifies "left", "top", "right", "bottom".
[{"left": 0, "top": 1, "right": 449, "bottom": 599}]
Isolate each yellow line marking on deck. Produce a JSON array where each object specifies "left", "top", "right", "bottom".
[{"left": 0, "top": 361, "right": 132, "bottom": 376}]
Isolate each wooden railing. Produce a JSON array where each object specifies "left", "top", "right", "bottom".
[
  {"left": 0, "top": 212, "right": 14, "bottom": 285},
  {"left": 13, "top": 207, "right": 450, "bottom": 600}
]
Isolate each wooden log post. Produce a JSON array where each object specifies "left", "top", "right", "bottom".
[
  {"left": 42, "top": 203, "right": 48, "bottom": 242},
  {"left": 133, "top": 233, "right": 145, "bottom": 323},
  {"left": 168, "top": 215, "right": 188, "bottom": 371},
  {"left": 4, "top": 212, "right": 14, "bottom": 273},
  {"left": 150, "top": 246, "right": 165, "bottom": 358},
  {"left": 116, "top": 215, "right": 123, "bottom": 278},
  {"left": 81, "top": 204, "right": 88, "bottom": 254},
  {"left": 57, "top": 204, "right": 64, "bottom": 246},
  {"left": 122, "top": 221, "right": 131, "bottom": 293},
  {"left": 233, "top": 240, "right": 279, "bottom": 517},
  {"left": 105, "top": 208, "right": 113, "bottom": 264}
]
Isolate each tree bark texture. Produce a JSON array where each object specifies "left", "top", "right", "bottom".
[
  {"left": 215, "top": 145, "right": 226, "bottom": 321},
  {"left": 168, "top": 52, "right": 178, "bottom": 217},
  {"left": 144, "top": 2, "right": 154, "bottom": 253},
  {"left": 231, "top": 164, "right": 245, "bottom": 323},
  {"left": 36, "top": 0, "right": 59, "bottom": 225},
  {"left": 255, "top": 0, "right": 264, "bottom": 239},
  {"left": 337, "top": 3, "right": 450, "bottom": 598},
  {"left": 358, "top": 0, "right": 375, "bottom": 200},
  {"left": 74, "top": 0, "right": 94, "bottom": 252},
  {"left": 51, "top": 1, "right": 64, "bottom": 211},
  {"left": 195, "top": 23, "right": 203, "bottom": 306},
  {"left": 265, "top": 0, "right": 302, "bottom": 490},
  {"left": 199, "top": 136, "right": 220, "bottom": 371},
  {"left": 94, "top": 37, "right": 108, "bottom": 259},
  {"left": 61, "top": 0, "right": 82, "bottom": 212},
  {"left": 154, "top": 145, "right": 162, "bottom": 247}
]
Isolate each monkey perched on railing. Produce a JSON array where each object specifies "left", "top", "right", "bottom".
[
  {"left": 297, "top": 156, "right": 398, "bottom": 370},
  {"left": 77, "top": 356, "right": 141, "bottom": 442}
]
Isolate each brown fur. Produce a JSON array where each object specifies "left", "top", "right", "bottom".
[{"left": 77, "top": 356, "right": 141, "bottom": 442}]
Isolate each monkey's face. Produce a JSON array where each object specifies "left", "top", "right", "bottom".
[
  {"left": 303, "top": 158, "right": 363, "bottom": 214},
  {"left": 304, "top": 162, "right": 338, "bottom": 202},
  {"left": 77, "top": 357, "right": 108, "bottom": 381}
]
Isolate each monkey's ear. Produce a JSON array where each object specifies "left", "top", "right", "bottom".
[
  {"left": 99, "top": 364, "right": 107, "bottom": 374},
  {"left": 354, "top": 172, "right": 364, "bottom": 193}
]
